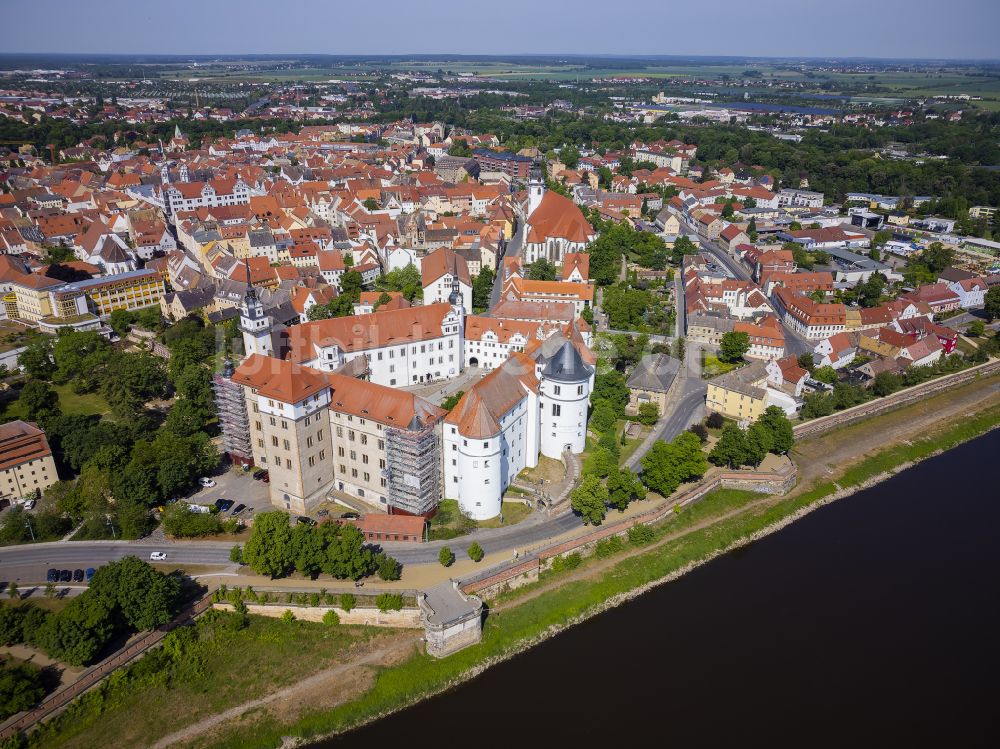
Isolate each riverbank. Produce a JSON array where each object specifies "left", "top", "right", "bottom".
[{"left": 170, "top": 384, "right": 1000, "bottom": 749}]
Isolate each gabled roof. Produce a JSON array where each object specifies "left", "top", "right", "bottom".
[
  {"left": 444, "top": 352, "right": 538, "bottom": 439},
  {"left": 525, "top": 190, "right": 594, "bottom": 245}
]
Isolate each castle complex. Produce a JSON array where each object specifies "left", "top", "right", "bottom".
[{"left": 215, "top": 245, "right": 595, "bottom": 519}]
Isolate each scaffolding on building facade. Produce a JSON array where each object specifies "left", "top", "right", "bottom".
[
  {"left": 384, "top": 421, "right": 441, "bottom": 516},
  {"left": 213, "top": 366, "right": 253, "bottom": 465}
]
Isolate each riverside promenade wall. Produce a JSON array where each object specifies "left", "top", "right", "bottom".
[{"left": 460, "top": 462, "right": 796, "bottom": 599}]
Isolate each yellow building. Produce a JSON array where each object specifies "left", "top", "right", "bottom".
[
  {"left": 50, "top": 269, "right": 165, "bottom": 317},
  {"left": 705, "top": 360, "right": 769, "bottom": 421},
  {"left": 10, "top": 275, "right": 62, "bottom": 323},
  {"left": 0, "top": 420, "right": 59, "bottom": 502}
]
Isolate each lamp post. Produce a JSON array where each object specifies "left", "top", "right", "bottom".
[
  {"left": 105, "top": 514, "right": 116, "bottom": 539},
  {"left": 24, "top": 517, "right": 35, "bottom": 542}
]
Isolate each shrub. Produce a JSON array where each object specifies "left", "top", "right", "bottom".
[
  {"left": 688, "top": 424, "right": 709, "bottom": 443},
  {"left": 467, "top": 541, "right": 485, "bottom": 563},
  {"left": 627, "top": 524, "right": 656, "bottom": 546},
  {"left": 706, "top": 412, "right": 725, "bottom": 429},
  {"left": 376, "top": 553, "right": 402, "bottom": 581},
  {"left": 281, "top": 609, "right": 296, "bottom": 624},
  {"left": 595, "top": 536, "right": 625, "bottom": 558},
  {"left": 339, "top": 593, "right": 356, "bottom": 612},
  {"left": 322, "top": 610, "right": 340, "bottom": 626},
  {"left": 308, "top": 593, "right": 320, "bottom": 607},
  {"left": 550, "top": 552, "right": 582, "bottom": 573},
  {"left": 439, "top": 546, "right": 455, "bottom": 567},
  {"left": 375, "top": 593, "right": 403, "bottom": 613}
]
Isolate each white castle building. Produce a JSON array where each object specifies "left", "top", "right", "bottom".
[{"left": 443, "top": 338, "right": 593, "bottom": 520}]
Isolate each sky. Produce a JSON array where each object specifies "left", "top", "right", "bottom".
[{"left": 4, "top": 0, "right": 1000, "bottom": 60}]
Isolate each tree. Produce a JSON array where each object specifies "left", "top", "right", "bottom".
[
  {"left": 610, "top": 334, "right": 648, "bottom": 371},
  {"left": 467, "top": 541, "right": 485, "bottom": 562},
  {"left": 88, "top": 556, "right": 181, "bottom": 631},
  {"left": 592, "top": 371, "right": 630, "bottom": 415},
  {"left": 719, "top": 331, "right": 751, "bottom": 363},
  {"left": 362, "top": 197, "right": 380, "bottom": 211},
  {"left": 709, "top": 423, "right": 751, "bottom": 468},
  {"left": 323, "top": 610, "right": 340, "bottom": 626},
  {"left": 746, "top": 421, "right": 774, "bottom": 466},
  {"left": 18, "top": 335, "right": 55, "bottom": 380},
  {"left": 472, "top": 267, "right": 493, "bottom": 311},
  {"left": 339, "top": 270, "right": 363, "bottom": 302},
  {"left": 439, "top": 546, "right": 455, "bottom": 567},
  {"left": 747, "top": 216, "right": 758, "bottom": 241},
  {"left": 797, "top": 352, "right": 815, "bottom": 372},
  {"left": 35, "top": 594, "right": 115, "bottom": 666},
  {"left": 673, "top": 336, "right": 686, "bottom": 361},
  {"left": 242, "top": 511, "right": 295, "bottom": 578},
  {"left": 688, "top": 423, "right": 709, "bottom": 443},
  {"left": 17, "top": 380, "right": 60, "bottom": 424},
  {"left": 376, "top": 553, "right": 401, "bottom": 581},
  {"left": 637, "top": 402, "right": 659, "bottom": 426},
  {"left": 525, "top": 258, "right": 558, "bottom": 281},
  {"left": 7, "top": 583, "right": 18, "bottom": 601},
  {"left": 639, "top": 432, "right": 707, "bottom": 496},
  {"left": 571, "top": 475, "right": 608, "bottom": 525},
  {"left": 758, "top": 406, "right": 794, "bottom": 454},
  {"left": 0, "top": 659, "right": 46, "bottom": 720},
  {"left": 812, "top": 365, "right": 838, "bottom": 384},
  {"left": 229, "top": 545, "right": 243, "bottom": 564},
  {"left": 856, "top": 272, "right": 887, "bottom": 308},
  {"left": 968, "top": 320, "right": 986, "bottom": 337},
  {"left": 378, "top": 263, "right": 422, "bottom": 302},
  {"left": 606, "top": 467, "right": 646, "bottom": 511},
  {"left": 339, "top": 593, "right": 356, "bottom": 612},
  {"left": 102, "top": 352, "right": 169, "bottom": 422},
  {"left": 872, "top": 371, "right": 903, "bottom": 397},
  {"left": 323, "top": 524, "right": 375, "bottom": 580},
  {"left": 985, "top": 286, "right": 1000, "bottom": 322},
  {"left": 589, "top": 399, "right": 618, "bottom": 434}
]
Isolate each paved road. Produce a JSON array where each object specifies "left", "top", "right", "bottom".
[{"left": 692, "top": 226, "right": 813, "bottom": 358}]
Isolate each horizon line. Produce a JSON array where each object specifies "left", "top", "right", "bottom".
[{"left": 2, "top": 52, "right": 1000, "bottom": 64}]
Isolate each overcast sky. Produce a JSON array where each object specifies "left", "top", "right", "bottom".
[{"left": 4, "top": 0, "right": 999, "bottom": 59}]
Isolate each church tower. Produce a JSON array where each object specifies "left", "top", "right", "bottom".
[
  {"left": 527, "top": 168, "right": 545, "bottom": 217},
  {"left": 240, "top": 263, "right": 273, "bottom": 358}
]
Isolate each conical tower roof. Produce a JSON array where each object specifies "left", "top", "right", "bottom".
[{"left": 541, "top": 340, "right": 591, "bottom": 383}]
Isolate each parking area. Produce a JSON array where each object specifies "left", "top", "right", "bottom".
[{"left": 185, "top": 466, "right": 272, "bottom": 516}]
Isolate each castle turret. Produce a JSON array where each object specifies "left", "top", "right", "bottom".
[
  {"left": 538, "top": 341, "right": 592, "bottom": 459},
  {"left": 240, "top": 263, "right": 273, "bottom": 358}
]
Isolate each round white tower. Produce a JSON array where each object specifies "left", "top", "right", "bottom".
[
  {"left": 538, "top": 341, "right": 592, "bottom": 460},
  {"left": 456, "top": 431, "right": 502, "bottom": 521}
]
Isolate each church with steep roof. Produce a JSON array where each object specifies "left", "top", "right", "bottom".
[{"left": 521, "top": 174, "right": 596, "bottom": 265}]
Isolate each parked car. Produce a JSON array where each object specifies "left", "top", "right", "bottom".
[
  {"left": 317, "top": 509, "right": 329, "bottom": 517},
  {"left": 215, "top": 498, "right": 234, "bottom": 512},
  {"left": 149, "top": 551, "right": 167, "bottom": 561},
  {"left": 72, "top": 569, "right": 84, "bottom": 583},
  {"left": 260, "top": 471, "right": 270, "bottom": 484},
  {"left": 46, "top": 568, "right": 58, "bottom": 583},
  {"left": 198, "top": 477, "right": 216, "bottom": 488},
  {"left": 340, "top": 511, "right": 360, "bottom": 520},
  {"left": 85, "top": 567, "right": 96, "bottom": 582},
  {"left": 23, "top": 499, "right": 35, "bottom": 510},
  {"left": 58, "top": 570, "right": 71, "bottom": 582},
  {"left": 232, "top": 504, "right": 246, "bottom": 516},
  {"left": 296, "top": 516, "right": 316, "bottom": 526}
]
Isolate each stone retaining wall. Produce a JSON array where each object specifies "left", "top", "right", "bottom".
[{"left": 213, "top": 602, "right": 423, "bottom": 628}]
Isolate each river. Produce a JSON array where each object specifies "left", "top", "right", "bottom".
[{"left": 319, "top": 431, "right": 1000, "bottom": 747}]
